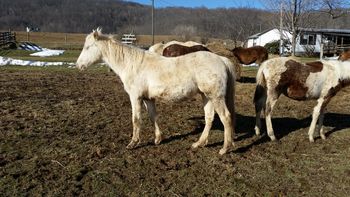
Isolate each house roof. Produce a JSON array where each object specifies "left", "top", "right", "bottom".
[
  {"left": 299, "top": 28, "right": 350, "bottom": 36},
  {"left": 247, "top": 29, "right": 274, "bottom": 39},
  {"left": 248, "top": 28, "right": 350, "bottom": 39}
]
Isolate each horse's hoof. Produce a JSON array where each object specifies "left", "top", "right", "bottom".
[
  {"left": 269, "top": 135, "right": 276, "bottom": 141},
  {"left": 126, "top": 140, "right": 139, "bottom": 149},
  {"left": 219, "top": 148, "right": 227, "bottom": 155},
  {"left": 309, "top": 137, "right": 315, "bottom": 143},
  {"left": 255, "top": 126, "right": 261, "bottom": 136},
  {"left": 191, "top": 142, "right": 200, "bottom": 149},
  {"left": 321, "top": 134, "right": 326, "bottom": 140},
  {"left": 192, "top": 139, "right": 208, "bottom": 149},
  {"left": 154, "top": 136, "right": 162, "bottom": 145}
]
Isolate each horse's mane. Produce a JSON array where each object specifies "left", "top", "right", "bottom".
[{"left": 96, "top": 32, "right": 146, "bottom": 65}]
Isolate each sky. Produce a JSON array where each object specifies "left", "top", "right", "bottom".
[{"left": 126, "top": 0, "right": 265, "bottom": 9}]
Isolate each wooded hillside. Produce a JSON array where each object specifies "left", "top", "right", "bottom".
[{"left": 1, "top": 0, "right": 349, "bottom": 41}]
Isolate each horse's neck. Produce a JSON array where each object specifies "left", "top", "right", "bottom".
[{"left": 100, "top": 40, "right": 145, "bottom": 77}]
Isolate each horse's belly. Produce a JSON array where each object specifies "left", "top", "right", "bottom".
[{"left": 148, "top": 84, "right": 198, "bottom": 101}]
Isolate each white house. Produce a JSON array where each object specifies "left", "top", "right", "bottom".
[
  {"left": 247, "top": 29, "right": 291, "bottom": 48},
  {"left": 247, "top": 28, "right": 350, "bottom": 56}
]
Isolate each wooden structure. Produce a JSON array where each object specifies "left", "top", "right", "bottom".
[
  {"left": 121, "top": 34, "right": 136, "bottom": 45},
  {"left": 0, "top": 31, "right": 16, "bottom": 48}
]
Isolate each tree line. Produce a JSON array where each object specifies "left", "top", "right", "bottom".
[{"left": 0, "top": 0, "right": 349, "bottom": 42}]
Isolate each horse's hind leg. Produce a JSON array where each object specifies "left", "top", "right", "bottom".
[
  {"left": 265, "top": 91, "right": 278, "bottom": 141},
  {"left": 211, "top": 98, "right": 234, "bottom": 155},
  {"left": 317, "top": 110, "right": 326, "bottom": 140},
  {"left": 254, "top": 85, "right": 267, "bottom": 136},
  {"left": 192, "top": 97, "right": 214, "bottom": 149},
  {"left": 143, "top": 100, "right": 162, "bottom": 145}
]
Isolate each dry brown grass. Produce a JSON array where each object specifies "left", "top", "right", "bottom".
[{"left": 1, "top": 66, "right": 349, "bottom": 196}]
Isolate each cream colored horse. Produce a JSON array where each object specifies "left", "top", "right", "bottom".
[
  {"left": 149, "top": 40, "right": 202, "bottom": 55},
  {"left": 76, "top": 29, "right": 236, "bottom": 155}
]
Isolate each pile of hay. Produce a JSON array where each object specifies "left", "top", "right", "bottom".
[{"left": 206, "top": 42, "right": 242, "bottom": 80}]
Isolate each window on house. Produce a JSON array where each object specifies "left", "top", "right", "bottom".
[{"left": 300, "top": 33, "right": 316, "bottom": 45}]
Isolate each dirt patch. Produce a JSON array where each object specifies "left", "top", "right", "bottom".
[{"left": 1, "top": 66, "right": 350, "bottom": 196}]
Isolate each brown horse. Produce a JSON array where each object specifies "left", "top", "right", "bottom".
[
  {"left": 231, "top": 46, "right": 268, "bottom": 65},
  {"left": 338, "top": 50, "right": 350, "bottom": 61},
  {"left": 162, "top": 44, "right": 210, "bottom": 57}
]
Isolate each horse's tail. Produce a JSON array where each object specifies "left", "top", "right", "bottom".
[
  {"left": 221, "top": 56, "right": 236, "bottom": 127},
  {"left": 253, "top": 61, "right": 267, "bottom": 105}
]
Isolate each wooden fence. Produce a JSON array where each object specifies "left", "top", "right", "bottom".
[
  {"left": 121, "top": 34, "right": 137, "bottom": 45},
  {"left": 0, "top": 31, "right": 16, "bottom": 47}
]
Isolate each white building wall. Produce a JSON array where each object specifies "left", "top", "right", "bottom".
[
  {"left": 247, "top": 29, "right": 291, "bottom": 48},
  {"left": 295, "top": 34, "right": 322, "bottom": 54}
]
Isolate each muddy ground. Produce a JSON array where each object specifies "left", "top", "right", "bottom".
[{"left": 1, "top": 66, "right": 350, "bottom": 196}]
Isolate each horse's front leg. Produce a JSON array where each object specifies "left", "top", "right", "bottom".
[
  {"left": 143, "top": 99, "right": 162, "bottom": 145},
  {"left": 308, "top": 98, "right": 325, "bottom": 142},
  {"left": 314, "top": 97, "right": 331, "bottom": 141},
  {"left": 126, "top": 97, "right": 143, "bottom": 149}
]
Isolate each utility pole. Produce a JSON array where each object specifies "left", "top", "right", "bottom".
[
  {"left": 151, "top": 0, "right": 155, "bottom": 45},
  {"left": 279, "top": 2, "right": 284, "bottom": 56}
]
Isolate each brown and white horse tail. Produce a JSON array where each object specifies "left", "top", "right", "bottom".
[{"left": 253, "top": 64, "right": 267, "bottom": 106}]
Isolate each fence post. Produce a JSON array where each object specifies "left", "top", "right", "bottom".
[{"left": 320, "top": 43, "right": 323, "bottom": 60}]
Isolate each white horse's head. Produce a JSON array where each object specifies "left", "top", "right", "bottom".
[{"left": 76, "top": 28, "right": 104, "bottom": 70}]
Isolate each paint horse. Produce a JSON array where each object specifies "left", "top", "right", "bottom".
[
  {"left": 231, "top": 46, "right": 268, "bottom": 65},
  {"left": 76, "top": 29, "right": 236, "bottom": 155},
  {"left": 254, "top": 57, "right": 350, "bottom": 142},
  {"left": 149, "top": 40, "right": 202, "bottom": 55},
  {"left": 338, "top": 50, "right": 350, "bottom": 61},
  {"left": 162, "top": 44, "right": 210, "bottom": 57}
]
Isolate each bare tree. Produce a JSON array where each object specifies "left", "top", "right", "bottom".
[
  {"left": 262, "top": 0, "right": 319, "bottom": 56},
  {"left": 318, "top": 0, "right": 350, "bottom": 19}
]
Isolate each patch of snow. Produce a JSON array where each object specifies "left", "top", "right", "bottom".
[
  {"left": 323, "top": 56, "right": 339, "bottom": 60},
  {"left": 19, "top": 42, "right": 65, "bottom": 57},
  {"left": 30, "top": 49, "right": 65, "bottom": 57},
  {"left": 0, "top": 56, "right": 75, "bottom": 67},
  {"left": 243, "top": 63, "right": 258, "bottom": 67}
]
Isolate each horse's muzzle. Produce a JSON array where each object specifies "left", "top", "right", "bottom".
[{"left": 76, "top": 63, "right": 86, "bottom": 71}]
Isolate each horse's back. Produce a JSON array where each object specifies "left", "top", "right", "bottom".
[
  {"left": 162, "top": 44, "right": 210, "bottom": 57},
  {"left": 144, "top": 51, "right": 232, "bottom": 101}
]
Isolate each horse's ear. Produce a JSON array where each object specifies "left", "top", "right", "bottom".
[
  {"left": 92, "top": 27, "right": 102, "bottom": 40},
  {"left": 96, "top": 27, "right": 102, "bottom": 33},
  {"left": 93, "top": 30, "right": 99, "bottom": 40}
]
